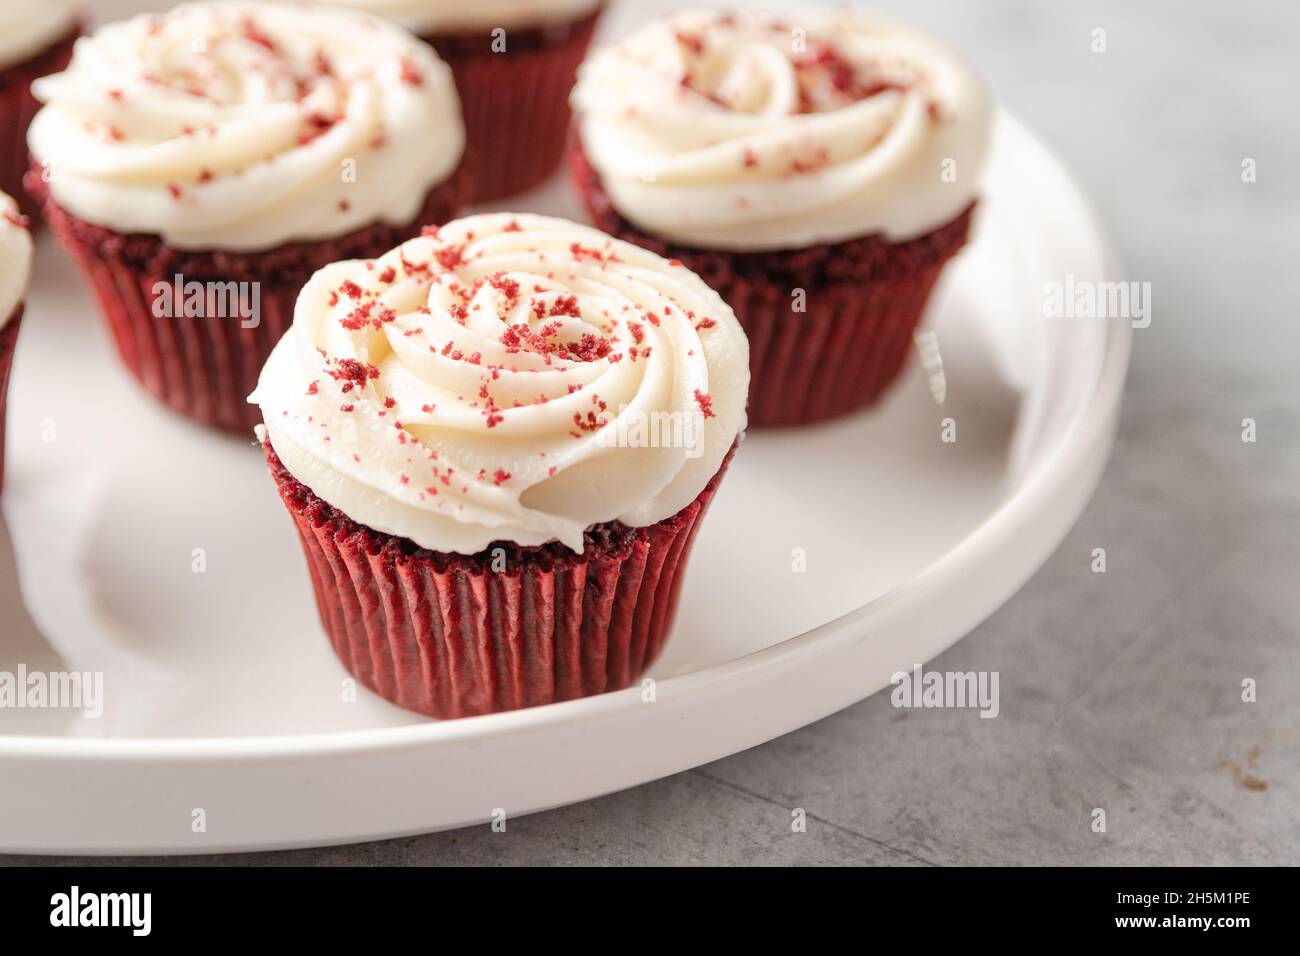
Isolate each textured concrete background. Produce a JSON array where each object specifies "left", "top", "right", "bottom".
[{"left": 4, "top": 0, "right": 1298, "bottom": 866}]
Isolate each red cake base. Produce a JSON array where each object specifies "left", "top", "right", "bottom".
[
  {"left": 0, "top": 309, "right": 21, "bottom": 491},
  {"left": 426, "top": 7, "right": 602, "bottom": 202},
  {"left": 0, "top": 28, "right": 78, "bottom": 220},
  {"left": 570, "top": 139, "right": 976, "bottom": 426},
  {"left": 27, "top": 157, "right": 474, "bottom": 433},
  {"left": 265, "top": 438, "right": 732, "bottom": 719}
]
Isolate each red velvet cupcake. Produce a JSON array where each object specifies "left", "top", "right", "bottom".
[
  {"left": 0, "top": 1, "right": 79, "bottom": 218},
  {"left": 0, "top": 191, "right": 33, "bottom": 490},
  {"left": 250, "top": 213, "right": 750, "bottom": 719},
  {"left": 25, "top": 1, "right": 473, "bottom": 433},
  {"left": 571, "top": 10, "right": 992, "bottom": 426},
  {"left": 313, "top": 0, "right": 605, "bottom": 201}
]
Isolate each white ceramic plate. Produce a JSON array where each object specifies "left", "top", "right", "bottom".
[{"left": 0, "top": 105, "right": 1129, "bottom": 854}]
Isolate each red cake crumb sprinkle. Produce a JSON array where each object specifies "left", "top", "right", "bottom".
[
  {"left": 166, "top": 183, "right": 183, "bottom": 200},
  {"left": 306, "top": 381, "right": 319, "bottom": 396},
  {"left": 572, "top": 410, "right": 604, "bottom": 432},
  {"left": 492, "top": 469, "right": 511, "bottom": 486},
  {"left": 328, "top": 358, "right": 381, "bottom": 389},
  {"left": 627, "top": 320, "right": 645, "bottom": 344},
  {"left": 742, "top": 148, "right": 759, "bottom": 168},
  {"left": 674, "top": 30, "right": 705, "bottom": 55},
  {"left": 399, "top": 57, "right": 424, "bottom": 86},
  {"left": 562, "top": 333, "right": 613, "bottom": 362},
  {"left": 340, "top": 403, "right": 354, "bottom": 412},
  {"left": 377, "top": 266, "right": 397, "bottom": 284},
  {"left": 789, "top": 147, "right": 831, "bottom": 176},
  {"left": 338, "top": 199, "right": 350, "bottom": 212},
  {"left": 339, "top": 280, "right": 364, "bottom": 300},
  {"left": 299, "top": 110, "right": 340, "bottom": 145},
  {"left": 503, "top": 220, "right": 523, "bottom": 232},
  {"left": 695, "top": 317, "right": 716, "bottom": 331},
  {"left": 241, "top": 16, "right": 280, "bottom": 54},
  {"left": 488, "top": 272, "right": 521, "bottom": 303},
  {"left": 693, "top": 389, "right": 716, "bottom": 418},
  {"left": 340, "top": 302, "right": 393, "bottom": 330},
  {"left": 546, "top": 294, "right": 581, "bottom": 318},
  {"left": 569, "top": 242, "right": 618, "bottom": 265},
  {"left": 435, "top": 244, "right": 466, "bottom": 270}
]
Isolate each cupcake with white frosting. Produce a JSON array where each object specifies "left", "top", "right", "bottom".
[
  {"left": 571, "top": 8, "right": 992, "bottom": 425},
  {"left": 252, "top": 212, "right": 749, "bottom": 719},
  {"left": 25, "top": 1, "right": 473, "bottom": 431},
  {"left": 0, "top": 1, "right": 80, "bottom": 216},
  {"left": 307, "top": 0, "right": 605, "bottom": 200},
  {"left": 0, "top": 190, "right": 32, "bottom": 490}
]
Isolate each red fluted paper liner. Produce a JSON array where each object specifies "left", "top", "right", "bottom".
[
  {"left": 27, "top": 157, "right": 474, "bottom": 433},
  {"left": 0, "top": 29, "right": 77, "bottom": 220},
  {"left": 265, "top": 439, "right": 733, "bottom": 719},
  {"left": 426, "top": 7, "right": 601, "bottom": 202},
  {"left": 568, "top": 137, "right": 975, "bottom": 426},
  {"left": 0, "top": 309, "right": 21, "bottom": 491},
  {"left": 717, "top": 257, "right": 957, "bottom": 426}
]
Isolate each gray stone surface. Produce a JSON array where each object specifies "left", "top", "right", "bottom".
[{"left": 3, "top": 0, "right": 1296, "bottom": 866}]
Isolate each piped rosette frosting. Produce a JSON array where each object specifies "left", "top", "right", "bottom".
[
  {"left": 571, "top": 7, "right": 992, "bottom": 251},
  {"left": 0, "top": 0, "right": 79, "bottom": 70},
  {"left": 27, "top": 0, "right": 464, "bottom": 252},
  {"left": 252, "top": 213, "right": 749, "bottom": 555}
]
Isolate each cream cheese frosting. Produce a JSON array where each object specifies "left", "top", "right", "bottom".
[
  {"left": 571, "top": 7, "right": 992, "bottom": 251},
  {"left": 303, "top": 0, "right": 604, "bottom": 35},
  {"left": 0, "top": 191, "right": 32, "bottom": 327},
  {"left": 27, "top": 1, "right": 464, "bottom": 252},
  {"left": 0, "top": 0, "right": 78, "bottom": 71},
  {"left": 252, "top": 213, "right": 749, "bottom": 555}
]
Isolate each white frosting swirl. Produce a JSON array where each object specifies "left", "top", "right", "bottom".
[
  {"left": 252, "top": 213, "right": 749, "bottom": 555},
  {"left": 303, "top": 0, "right": 603, "bottom": 35},
  {"left": 0, "top": 191, "right": 33, "bottom": 327},
  {"left": 27, "top": 1, "right": 464, "bottom": 252},
  {"left": 0, "top": 0, "right": 78, "bottom": 70},
  {"left": 572, "top": 8, "right": 992, "bottom": 251}
]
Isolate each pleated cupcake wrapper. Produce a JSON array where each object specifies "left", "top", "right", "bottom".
[
  {"left": 0, "top": 309, "right": 22, "bottom": 491},
  {"left": 428, "top": 10, "right": 600, "bottom": 202},
  {"left": 52, "top": 239, "right": 299, "bottom": 433},
  {"left": 0, "top": 30, "right": 76, "bottom": 220},
  {"left": 725, "top": 263, "right": 954, "bottom": 427},
  {"left": 267, "top": 440, "right": 731, "bottom": 719}
]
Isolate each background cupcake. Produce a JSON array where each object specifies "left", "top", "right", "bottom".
[
  {"left": 571, "top": 9, "right": 992, "bottom": 426},
  {"left": 310, "top": 0, "right": 605, "bottom": 201},
  {"left": 26, "top": 1, "right": 472, "bottom": 432},
  {"left": 252, "top": 212, "right": 749, "bottom": 719},
  {"left": 0, "top": 1, "right": 79, "bottom": 217},
  {"left": 0, "top": 190, "right": 32, "bottom": 490}
]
